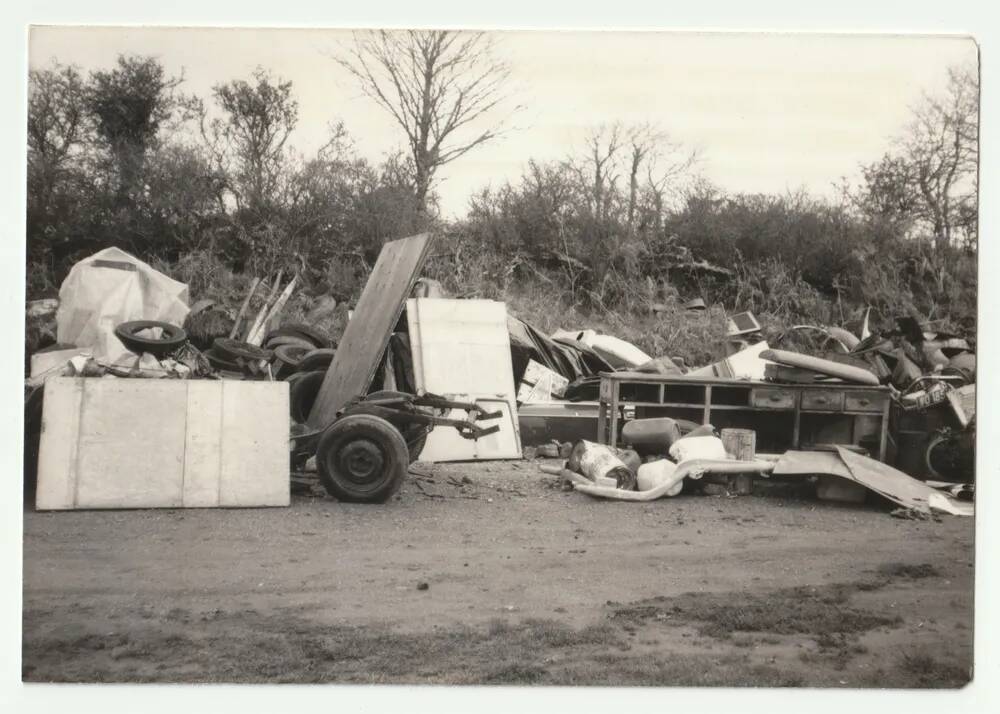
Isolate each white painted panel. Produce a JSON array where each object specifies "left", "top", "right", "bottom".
[
  {"left": 35, "top": 378, "right": 84, "bottom": 510},
  {"left": 419, "top": 399, "right": 520, "bottom": 461},
  {"left": 406, "top": 297, "right": 521, "bottom": 462},
  {"left": 36, "top": 377, "right": 289, "bottom": 510},
  {"left": 74, "top": 379, "right": 187, "bottom": 508},
  {"left": 219, "top": 381, "right": 290, "bottom": 507},
  {"left": 183, "top": 380, "right": 223, "bottom": 507}
]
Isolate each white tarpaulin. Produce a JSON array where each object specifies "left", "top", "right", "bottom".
[{"left": 56, "top": 247, "right": 190, "bottom": 361}]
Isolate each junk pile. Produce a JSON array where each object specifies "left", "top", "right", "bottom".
[
  {"left": 23, "top": 248, "right": 323, "bottom": 510},
  {"left": 26, "top": 234, "right": 506, "bottom": 510},
  {"left": 519, "top": 305, "right": 974, "bottom": 516},
  {"left": 538, "top": 421, "right": 773, "bottom": 501}
]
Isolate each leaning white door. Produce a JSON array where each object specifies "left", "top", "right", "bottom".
[{"left": 406, "top": 298, "right": 522, "bottom": 461}]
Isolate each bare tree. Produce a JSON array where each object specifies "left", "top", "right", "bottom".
[
  {"left": 569, "top": 122, "right": 697, "bottom": 229},
  {"left": 901, "top": 64, "right": 979, "bottom": 250},
  {"left": 336, "top": 30, "right": 517, "bottom": 210},
  {"left": 625, "top": 123, "right": 697, "bottom": 232}
]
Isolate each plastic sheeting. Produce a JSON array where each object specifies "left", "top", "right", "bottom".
[
  {"left": 507, "top": 316, "right": 614, "bottom": 386},
  {"left": 56, "top": 247, "right": 190, "bottom": 361}
]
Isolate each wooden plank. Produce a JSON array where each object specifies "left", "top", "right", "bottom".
[{"left": 308, "top": 233, "right": 432, "bottom": 428}]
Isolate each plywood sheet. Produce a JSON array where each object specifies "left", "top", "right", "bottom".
[
  {"left": 36, "top": 378, "right": 290, "bottom": 510},
  {"left": 407, "top": 298, "right": 521, "bottom": 461},
  {"left": 308, "top": 233, "right": 432, "bottom": 428}
]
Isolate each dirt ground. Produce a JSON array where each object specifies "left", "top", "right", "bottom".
[{"left": 21, "top": 460, "right": 974, "bottom": 687}]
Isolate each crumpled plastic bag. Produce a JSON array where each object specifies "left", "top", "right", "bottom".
[{"left": 56, "top": 247, "right": 189, "bottom": 362}]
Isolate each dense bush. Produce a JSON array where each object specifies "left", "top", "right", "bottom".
[{"left": 26, "top": 54, "right": 978, "bottom": 364}]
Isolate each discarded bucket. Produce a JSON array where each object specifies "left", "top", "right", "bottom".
[{"left": 720, "top": 428, "right": 756, "bottom": 461}]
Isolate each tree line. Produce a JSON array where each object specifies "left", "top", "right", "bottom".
[{"left": 26, "top": 31, "right": 979, "bottom": 330}]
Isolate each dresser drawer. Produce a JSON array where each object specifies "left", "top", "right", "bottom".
[
  {"left": 845, "top": 390, "right": 889, "bottom": 412},
  {"left": 801, "top": 390, "right": 844, "bottom": 411},
  {"left": 751, "top": 387, "right": 795, "bottom": 409}
]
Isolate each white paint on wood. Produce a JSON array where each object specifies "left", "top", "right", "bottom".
[
  {"left": 184, "top": 380, "right": 223, "bottom": 507},
  {"left": 36, "top": 378, "right": 290, "bottom": 510},
  {"left": 35, "top": 378, "right": 84, "bottom": 511},
  {"left": 407, "top": 298, "right": 521, "bottom": 461},
  {"left": 74, "top": 379, "right": 187, "bottom": 508},
  {"left": 417, "top": 399, "right": 521, "bottom": 461}
]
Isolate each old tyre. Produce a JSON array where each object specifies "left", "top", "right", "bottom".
[
  {"left": 212, "top": 337, "right": 273, "bottom": 363},
  {"left": 274, "top": 343, "right": 311, "bottom": 368},
  {"left": 316, "top": 414, "right": 409, "bottom": 503},
  {"left": 266, "top": 323, "right": 333, "bottom": 349},
  {"left": 405, "top": 429, "right": 427, "bottom": 463},
  {"left": 289, "top": 370, "right": 326, "bottom": 423},
  {"left": 114, "top": 320, "right": 188, "bottom": 357},
  {"left": 297, "top": 348, "right": 336, "bottom": 373}
]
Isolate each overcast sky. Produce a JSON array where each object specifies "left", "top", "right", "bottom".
[{"left": 29, "top": 27, "right": 977, "bottom": 217}]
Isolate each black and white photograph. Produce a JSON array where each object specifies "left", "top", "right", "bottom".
[{"left": 9, "top": 6, "right": 992, "bottom": 701}]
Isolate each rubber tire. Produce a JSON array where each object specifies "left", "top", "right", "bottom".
[
  {"left": 297, "top": 348, "right": 336, "bottom": 373},
  {"left": 266, "top": 323, "right": 333, "bottom": 349},
  {"left": 316, "top": 414, "right": 409, "bottom": 503},
  {"left": 265, "top": 334, "right": 317, "bottom": 351},
  {"left": 289, "top": 370, "right": 326, "bottom": 423},
  {"left": 114, "top": 320, "right": 188, "bottom": 357},
  {"left": 212, "top": 337, "right": 273, "bottom": 363},
  {"left": 405, "top": 429, "right": 427, "bottom": 463},
  {"left": 274, "top": 343, "right": 311, "bottom": 367}
]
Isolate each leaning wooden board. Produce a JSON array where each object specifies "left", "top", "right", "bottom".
[
  {"left": 308, "top": 233, "right": 432, "bottom": 429},
  {"left": 36, "top": 377, "right": 290, "bottom": 510}
]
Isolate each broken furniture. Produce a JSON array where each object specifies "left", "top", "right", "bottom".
[
  {"left": 36, "top": 377, "right": 290, "bottom": 510},
  {"left": 596, "top": 372, "right": 891, "bottom": 461}
]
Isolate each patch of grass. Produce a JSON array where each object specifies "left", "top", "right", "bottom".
[
  {"left": 899, "top": 650, "right": 971, "bottom": 688},
  {"left": 482, "top": 663, "right": 548, "bottom": 684},
  {"left": 876, "top": 563, "right": 942, "bottom": 580},
  {"left": 609, "top": 581, "right": 902, "bottom": 642}
]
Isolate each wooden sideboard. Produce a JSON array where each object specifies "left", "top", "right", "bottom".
[{"left": 597, "top": 372, "right": 891, "bottom": 460}]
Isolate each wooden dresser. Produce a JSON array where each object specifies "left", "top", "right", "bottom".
[{"left": 597, "top": 372, "right": 891, "bottom": 460}]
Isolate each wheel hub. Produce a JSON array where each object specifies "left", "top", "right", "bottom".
[{"left": 337, "top": 439, "right": 385, "bottom": 485}]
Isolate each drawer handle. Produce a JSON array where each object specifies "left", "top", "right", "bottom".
[
  {"left": 769, "top": 395, "right": 782, "bottom": 402},
  {"left": 857, "top": 399, "right": 870, "bottom": 406},
  {"left": 815, "top": 397, "right": 828, "bottom": 405}
]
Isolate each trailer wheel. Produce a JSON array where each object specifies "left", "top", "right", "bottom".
[{"left": 317, "top": 414, "right": 409, "bottom": 503}]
